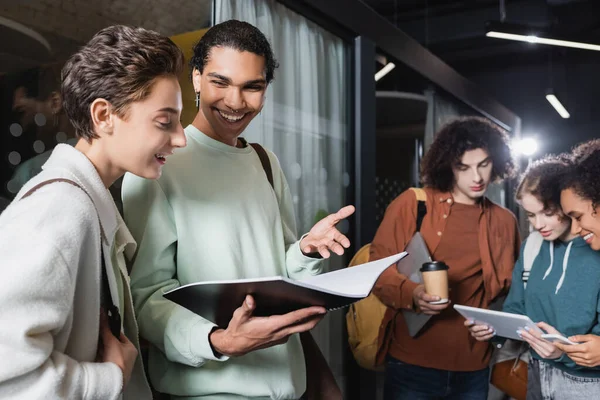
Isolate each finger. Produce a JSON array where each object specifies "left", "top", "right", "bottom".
[
  {"left": 317, "top": 246, "right": 331, "bottom": 259},
  {"left": 326, "top": 240, "right": 345, "bottom": 256},
  {"left": 245, "top": 295, "right": 256, "bottom": 310},
  {"left": 530, "top": 343, "right": 548, "bottom": 357},
  {"left": 534, "top": 341, "right": 555, "bottom": 356},
  {"left": 281, "top": 315, "right": 325, "bottom": 335},
  {"left": 318, "top": 206, "right": 354, "bottom": 231},
  {"left": 333, "top": 231, "right": 351, "bottom": 249},
  {"left": 553, "top": 342, "right": 567, "bottom": 352},
  {"left": 331, "top": 205, "right": 355, "bottom": 224},
  {"left": 471, "top": 325, "right": 494, "bottom": 334},
  {"left": 474, "top": 332, "right": 495, "bottom": 341},
  {"left": 521, "top": 331, "right": 552, "bottom": 354},
  {"left": 119, "top": 331, "right": 133, "bottom": 345},
  {"left": 419, "top": 292, "right": 441, "bottom": 302},
  {"left": 100, "top": 312, "right": 117, "bottom": 344},
  {"left": 524, "top": 326, "right": 543, "bottom": 339},
  {"left": 537, "top": 322, "right": 560, "bottom": 335},
  {"left": 569, "top": 335, "right": 590, "bottom": 343},
  {"left": 418, "top": 300, "right": 449, "bottom": 311},
  {"left": 557, "top": 348, "right": 588, "bottom": 357},
  {"left": 276, "top": 306, "right": 327, "bottom": 328},
  {"left": 519, "top": 330, "right": 540, "bottom": 344},
  {"left": 302, "top": 242, "right": 316, "bottom": 254}
]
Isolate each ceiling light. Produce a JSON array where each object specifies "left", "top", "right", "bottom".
[
  {"left": 375, "top": 62, "right": 395, "bottom": 82},
  {"left": 485, "top": 21, "right": 600, "bottom": 52},
  {"left": 545, "top": 91, "right": 570, "bottom": 119},
  {"left": 512, "top": 137, "right": 538, "bottom": 157}
]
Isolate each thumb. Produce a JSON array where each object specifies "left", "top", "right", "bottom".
[
  {"left": 554, "top": 342, "right": 566, "bottom": 352},
  {"left": 242, "top": 295, "right": 255, "bottom": 314},
  {"left": 333, "top": 205, "right": 355, "bottom": 222},
  {"left": 100, "top": 311, "right": 116, "bottom": 344},
  {"left": 569, "top": 334, "right": 588, "bottom": 343},
  {"left": 119, "top": 331, "right": 132, "bottom": 345}
]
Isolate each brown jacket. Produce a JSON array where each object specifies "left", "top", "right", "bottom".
[{"left": 371, "top": 187, "right": 521, "bottom": 366}]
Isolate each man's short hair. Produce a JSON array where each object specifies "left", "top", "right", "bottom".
[
  {"left": 421, "top": 116, "right": 517, "bottom": 192},
  {"left": 189, "top": 20, "right": 279, "bottom": 84},
  {"left": 61, "top": 25, "right": 184, "bottom": 141}
]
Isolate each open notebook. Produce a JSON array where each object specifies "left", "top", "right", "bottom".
[{"left": 164, "top": 251, "right": 407, "bottom": 327}]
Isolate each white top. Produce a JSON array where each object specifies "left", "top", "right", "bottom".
[{"left": 0, "top": 144, "right": 151, "bottom": 399}]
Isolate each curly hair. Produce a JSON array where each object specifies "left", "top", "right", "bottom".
[
  {"left": 190, "top": 20, "right": 279, "bottom": 84},
  {"left": 61, "top": 25, "right": 184, "bottom": 141},
  {"left": 516, "top": 154, "right": 572, "bottom": 215},
  {"left": 561, "top": 139, "right": 600, "bottom": 210},
  {"left": 420, "top": 117, "right": 517, "bottom": 192}
]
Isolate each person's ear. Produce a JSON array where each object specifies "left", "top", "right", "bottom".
[
  {"left": 192, "top": 68, "right": 202, "bottom": 93},
  {"left": 89, "top": 98, "right": 113, "bottom": 136}
]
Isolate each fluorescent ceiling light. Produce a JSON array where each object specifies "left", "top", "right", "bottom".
[
  {"left": 375, "top": 62, "right": 395, "bottom": 81},
  {"left": 546, "top": 93, "right": 570, "bottom": 119},
  {"left": 485, "top": 22, "right": 600, "bottom": 52}
]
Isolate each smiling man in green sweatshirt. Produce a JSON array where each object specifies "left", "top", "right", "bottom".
[{"left": 121, "top": 20, "right": 354, "bottom": 400}]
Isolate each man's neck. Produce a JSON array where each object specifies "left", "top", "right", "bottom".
[
  {"left": 450, "top": 188, "right": 483, "bottom": 206},
  {"left": 191, "top": 111, "right": 238, "bottom": 147}
]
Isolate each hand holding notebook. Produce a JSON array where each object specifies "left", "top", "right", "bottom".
[
  {"left": 209, "top": 294, "right": 326, "bottom": 357},
  {"left": 164, "top": 252, "right": 407, "bottom": 328}
]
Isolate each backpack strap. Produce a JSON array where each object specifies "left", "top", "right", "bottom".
[
  {"left": 21, "top": 178, "right": 80, "bottom": 200},
  {"left": 409, "top": 188, "right": 427, "bottom": 232},
  {"left": 20, "top": 178, "right": 121, "bottom": 337},
  {"left": 247, "top": 142, "right": 340, "bottom": 396},
  {"left": 250, "top": 142, "right": 274, "bottom": 190},
  {"left": 522, "top": 230, "right": 544, "bottom": 289}
]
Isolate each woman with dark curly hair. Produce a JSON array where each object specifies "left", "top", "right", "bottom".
[
  {"left": 469, "top": 154, "right": 600, "bottom": 399},
  {"left": 560, "top": 139, "right": 600, "bottom": 252},
  {"left": 546, "top": 139, "right": 600, "bottom": 371},
  {"left": 371, "top": 116, "right": 521, "bottom": 400}
]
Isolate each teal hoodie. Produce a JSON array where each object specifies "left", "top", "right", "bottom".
[{"left": 504, "top": 236, "right": 600, "bottom": 377}]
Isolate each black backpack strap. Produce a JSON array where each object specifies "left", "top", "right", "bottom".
[
  {"left": 250, "top": 142, "right": 274, "bottom": 190},
  {"left": 409, "top": 188, "right": 427, "bottom": 232},
  {"left": 416, "top": 200, "right": 427, "bottom": 232}
]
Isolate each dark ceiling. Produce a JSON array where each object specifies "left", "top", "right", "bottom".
[
  {"left": 362, "top": 0, "right": 600, "bottom": 70},
  {"left": 363, "top": 0, "right": 600, "bottom": 156}
]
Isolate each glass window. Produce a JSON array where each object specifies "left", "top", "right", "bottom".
[{"left": 0, "top": 1, "right": 213, "bottom": 209}]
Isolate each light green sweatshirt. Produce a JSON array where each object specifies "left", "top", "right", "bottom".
[{"left": 122, "top": 125, "right": 323, "bottom": 399}]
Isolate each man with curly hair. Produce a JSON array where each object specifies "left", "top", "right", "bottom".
[{"left": 371, "top": 117, "right": 521, "bottom": 399}]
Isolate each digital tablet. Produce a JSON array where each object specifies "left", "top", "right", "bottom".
[{"left": 454, "top": 304, "right": 542, "bottom": 341}]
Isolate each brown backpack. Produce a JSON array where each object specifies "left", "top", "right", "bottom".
[{"left": 345, "top": 188, "right": 427, "bottom": 370}]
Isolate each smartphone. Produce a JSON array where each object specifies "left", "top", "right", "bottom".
[{"left": 541, "top": 333, "right": 578, "bottom": 345}]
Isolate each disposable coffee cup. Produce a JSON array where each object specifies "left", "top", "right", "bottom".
[{"left": 420, "top": 261, "right": 449, "bottom": 304}]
